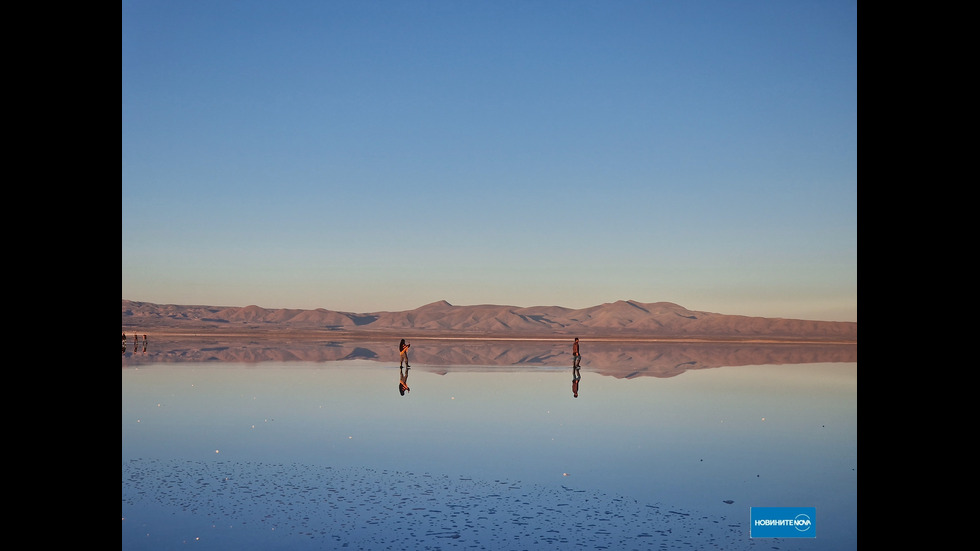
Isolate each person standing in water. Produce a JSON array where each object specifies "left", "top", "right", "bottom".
[
  {"left": 572, "top": 337, "right": 581, "bottom": 368},
  {"left": 399, "top": 339, "right": 411, "bottom": 368}
]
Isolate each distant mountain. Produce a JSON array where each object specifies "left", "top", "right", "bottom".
[{"left": 121, "top": 299, "right": 856, "bottom": 342}]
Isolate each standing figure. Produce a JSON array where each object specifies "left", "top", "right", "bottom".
[
  {"left": 399, "top": 339, "right": 411, "bottom": 368},
  {"left": 572, "top": 337, "right": 581, "bottom": 368}
]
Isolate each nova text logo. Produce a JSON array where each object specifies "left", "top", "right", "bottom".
[{"left": 750, "top": 507, "right": 816, "bottom": 538}]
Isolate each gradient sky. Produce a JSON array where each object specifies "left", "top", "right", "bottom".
[{"left": 121, "top": 0, "right": 857, "bottom": 322}]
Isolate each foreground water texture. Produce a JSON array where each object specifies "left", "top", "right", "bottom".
[{"left": 121, "top": 338, "right": 857, "bottom": 550}]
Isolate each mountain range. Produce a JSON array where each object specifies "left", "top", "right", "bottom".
[{"left": 121, "top": 299, "right": 856, "bottom": 342}]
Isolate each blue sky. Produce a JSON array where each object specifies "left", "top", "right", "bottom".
[{"left": 122, "top": 0, "right": 857, "bottom": 322}]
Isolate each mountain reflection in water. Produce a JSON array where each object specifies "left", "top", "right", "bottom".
[{"left": 121, "top": 337, "right": 856, "bottom": 378}]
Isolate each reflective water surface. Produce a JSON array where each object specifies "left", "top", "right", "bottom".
[{"left": 122, "top": 340, "right": 856, "bottom": 550}]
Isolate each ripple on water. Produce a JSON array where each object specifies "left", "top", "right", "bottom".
[{"left": 122, "top": 458, "right": 772, "bottom": 550}]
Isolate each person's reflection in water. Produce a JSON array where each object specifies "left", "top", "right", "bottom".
[
  {"left": 572, "top": 366, "right": 581, "bottom": 398},
  {"left": 398, "top": 366, "right": 411, "bottom": 396}
]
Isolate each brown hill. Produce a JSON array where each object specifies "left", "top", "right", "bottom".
[{"left": 121, "top": 299, "right": 856, "bottom": 342}]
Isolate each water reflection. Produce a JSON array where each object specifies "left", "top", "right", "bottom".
[
  {"left": 398, "top": 366, "right": 411, "bottom": 396},
  {"left": 121, "top": 360, "right": 856, "bottom": 550},
  {"left": 122, "top": 333, "right": 147, "bottom": 355},
  {"left": 121, "top": 335, "right": 856, "bottom": 378}
]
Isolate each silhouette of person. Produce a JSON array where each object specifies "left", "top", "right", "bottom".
[
  {"left": 122, "top": 333, "right": 127, "bottom": 353},
  {"left": 399, "top": 339, "right": 411, "bottom": 368},
  {"left": 572, "top": 366, "right": 581, "bottom": 398},
  {"left": 572, "top": 337, "right": 581, "bottom": 367},
  {"left": 398, "top": 366, "right": 411, "bottom": 396}
]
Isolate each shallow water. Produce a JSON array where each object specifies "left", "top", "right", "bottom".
[{"left": 121, "top": 345, "right": 856, "bottom": 550}]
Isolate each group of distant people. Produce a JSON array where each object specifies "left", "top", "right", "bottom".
[
  {"left": 122, "top": 333, "right": 148, "bottom": 353},
  {"left": 396, "top": 337, "right": 584, "bottom": 398}
]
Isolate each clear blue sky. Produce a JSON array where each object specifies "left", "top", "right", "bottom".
[{"left": 122, "top": 0, "right": 857, "bottom": 322}]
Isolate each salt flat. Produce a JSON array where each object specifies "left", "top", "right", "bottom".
[{"left": 123, "top": 458, "right": 793, "bottom": 550}]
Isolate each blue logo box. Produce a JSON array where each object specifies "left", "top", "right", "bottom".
[{"left": 750, "top": 507, "right": 816, "bottom": 538}]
